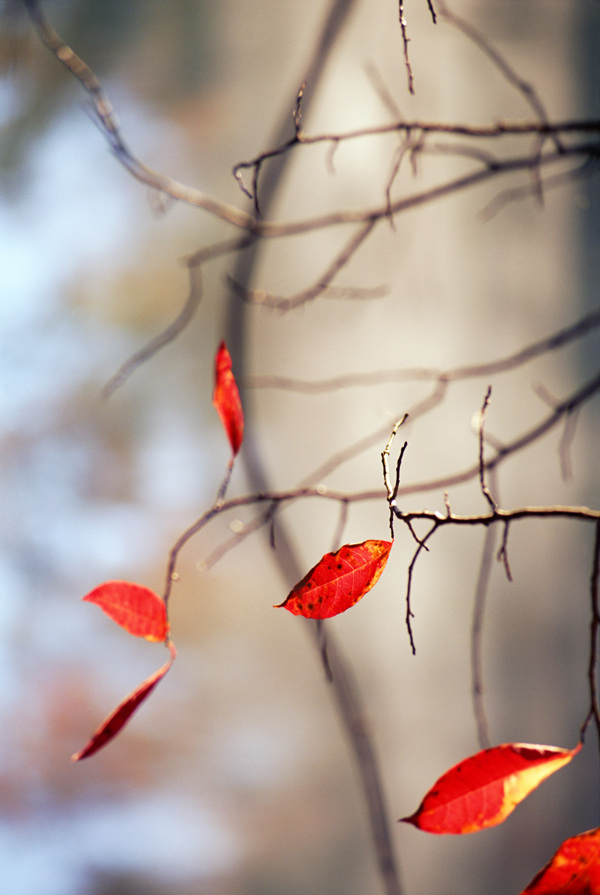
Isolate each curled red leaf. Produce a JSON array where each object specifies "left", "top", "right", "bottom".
[
  {"left": 72, "top": 641, "right": 177, "bottom": 761},
  {"left": 519, "top": 827, "right": 600, "bottom": 894},
  {"left": 276, "top": 539, "right": 393, "bottom": 619},
  {"left": 213, "top": 340, "right": 244, "bottom": 456},
  {"left": 400, "top": 742, "right": 581, "bottom": 835},
  {"left": 82, "top": 580, "right": 169, "bottom": 642}
]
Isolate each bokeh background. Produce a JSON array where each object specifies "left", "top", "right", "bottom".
[{"left": 1, "top": 1, "right": 599, "bottom": 894}]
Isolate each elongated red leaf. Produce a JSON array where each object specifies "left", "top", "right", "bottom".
[
  {"left": 72, "top": 641, "right": 177, "bottom": 761},
  {"left": 401, "top": 742, "right": 582, "bottom": 835},
  {"left": 276, "top": 539, "right": 393, "bottom": 619},
  {"left": 213, "top": 340, "right": 244, "bottom": 456},
  {"left": 83, "top": 580, "right": 169, "bottom": 642},
  {"left": 519, "top": 827, "right": 600, "bottom": 894}
]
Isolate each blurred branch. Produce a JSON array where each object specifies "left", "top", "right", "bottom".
[
  {"left": 23, "top": 0, "right": 255, "bottom": 231},
  {"left": 227, "top": 219, "right": 377, "bottom": 311},
  {"left": 25, "top": 0, "right": 600, "bottom": 339},
  {"left": 245, "top": 305, "right": 600, "bottom": 392},
  {"left": 436, "top": 0, "right": 557, "bottom": 143},
  {"left": 101, "top": 265, "right": 204, "bottom": 399}
]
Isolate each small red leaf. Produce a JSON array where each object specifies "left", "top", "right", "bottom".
[
  {"left": 82, "top": 580, "right": 169, "bottom": 642},
  {"left": 400, "top": 742, "right": 581, "bottom": 835},
  {"left": 519, "top": 827, "right": 600, "bottom": 894},
  {"left": 213, "top": 340, "right": 244, "bottom": 456},
  {"left": 72, "top": 641, "right": 177, "bottom": 761},
  {"left": 276, "top": 539, "right": 393, "bottom": 619}
]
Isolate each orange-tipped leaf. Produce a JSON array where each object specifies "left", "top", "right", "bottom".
[
  {"left": 519, "top": 827, "right": 600, "bottom": 894},
  {"left": 401, "top": 742, "right": 582, "bottom": 835},
  {"left": 213, "top": 340, "right": 244, "bottom": 456},
  {"left": 276, "top": 539, "right": 393, "bottom": 619},
  {"left": 83, "top": 580, "right": 169, "bottom": 642}
]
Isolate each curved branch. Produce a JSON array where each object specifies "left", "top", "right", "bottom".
[{"left": 245, "top": 305, "right": 600, "bottom": 392}]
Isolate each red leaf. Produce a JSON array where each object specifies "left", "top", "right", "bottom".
[
  {"left": 83, "top": 580, "right": 169, "bottom": 642},
  {"left": 519, "top": 827, "right": 600, "bottom": 894},
  {"left": 401, "top": 742, "right": 582, "bottom": 835},
  {"left": 213, "top": 340, "right": 244, "bottom": 456},
  {"left": 72, "top": 641, "right": 177, "bottom": 761},
  {"left": 276, "top": 539, "right": 393, "bottom": 619}
]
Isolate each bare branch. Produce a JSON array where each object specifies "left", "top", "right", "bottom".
[
  {"left": 404, "top": 523, "right": 438, "bottom": 653},
  {"left": 580, "top": 522, "right": 600, "bottom": 757},
  {"left": 298, "top": 379, "right": 447, "bottom": 489},
  {"left": 246, "top": 305, "right": 600, "bottom": 393},
  {"left": 237, "top": 118, "right": 600, "bottom": 168},
  {"left": 398, "top": 3, "right": 415, "bottom": 95},
  {"left": 477, "top": 387, "right": 497, "bottom": 512},
  {"left": 382, "top": 416, "right": 409, "bottom": 538},
  {"left": 102, "top": 265, "right": 203, "bottom": 399},
  {"left": 400, "top": 366, "right": 600, "bottom": 498},
  {"left": 24, "top": 0, "right": 256, "bottom": 231},
  {"left": 436, "top": 0, "right": 559, "bottom": 149},
  {"left": 480, "top": 156, "right": 599, "bottom": 221},
  {"left": 227, "top": 220, "right": 377, "bottom": 311},
  {"left": 381, "top": 416, "right": 409, "bottom": 501}
]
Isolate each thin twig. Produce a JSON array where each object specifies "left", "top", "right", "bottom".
[
  {"left": 398, "top": 3, "right": 415, "bottom": 95},
  {"left": 381, "top": 418, "right": 409, "bottom": 539},
  {"left": 404, "top": 523, "right": 438, "bottom": 653},
  {"left": 497, "top": 521, "right": 513, "bottom": 582},
  {"left": 477, "top": 386, "right": 497, "bottom": 512},
  {"left": 382, "top": 415, "right": 409, "bottom": 500}
]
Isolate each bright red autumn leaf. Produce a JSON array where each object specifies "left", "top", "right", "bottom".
[
  {"left": 83, "top": 580, "right": 169, "bottom": 642},
  {"left": 213, "top": 340, "right": 244, "bottom": 457},
  {"left": 276, "top": 539, "right": 393, "bottom": 619},
  {"left": 401, "top": 742, "right": 582, "bottom": 835},
  {"left": 72, "top": 641, "right": 177, "bottom": 761},
  {"left": 519, "top": 827, "right": 600, "bottom": 894}
]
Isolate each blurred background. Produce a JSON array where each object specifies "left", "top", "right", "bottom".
[{"left": 1, "top": 1, "right": 599, "bottom": 894}]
